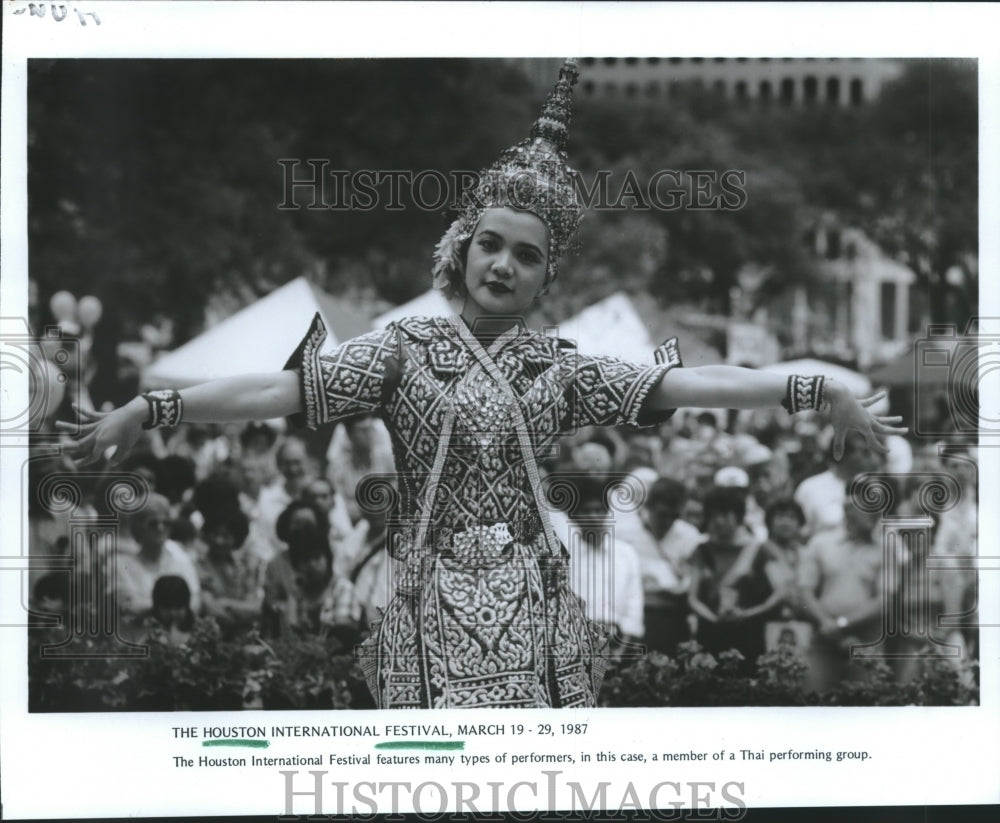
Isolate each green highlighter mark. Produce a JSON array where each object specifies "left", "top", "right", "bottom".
[
  {"left": 375, "top": 740, "right": 465, "bottom": 751},
  {"left": 202, "top": 739, "right": 270, "bottom": 749}
]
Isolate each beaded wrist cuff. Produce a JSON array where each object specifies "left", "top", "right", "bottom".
[
  {"left": 780, "top": 374, "right": 826, "bottom": 415},
  {"left": 141, "top": 389, "right": 184, "bottom": 430}
]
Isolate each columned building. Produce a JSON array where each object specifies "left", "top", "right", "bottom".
[{"left": 512, "top": 57, "right": 904, "bottom": 107}]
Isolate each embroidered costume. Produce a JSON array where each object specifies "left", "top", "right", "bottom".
[
  {"left": 286, "top": 315, "right": 682, "bottom": 708},
  {"left": 283, "top": 58, "right": 687, "bottom": 708}
]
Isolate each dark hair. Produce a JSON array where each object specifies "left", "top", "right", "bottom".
[
  {"left": 287, "top": 530, "right": 334, "bottom": 583},
  {"left": 647, "top": 477, "right": 687, "bottom": 509},
  {"left": 193, "top": 474, "right": 243, "bottom": 520},
  {"left": 151, "top": 575, "right": 194, "bottom": 631},
  {"left": 696, "top": 411, "right": 718, "bottom": 428},
  {"left": 33, "top": 572, "right": 68, "bottom": 606},
  {"left": 240, "top": 422, "right": 278, "bottom": 451},
  {"left": 569, "top": 474, "right": 610, "bottom": 517},
  {"left": 702, "top": 486, "right": 746, "bottom": 524},
  {"left": 169, "top": 515, "right": 198, "bottom": 545},
  {"left": 155, "top": 455, "right": 197, "bottom": 503},
  {"left": 121, "top": 450, "right": 160, "bottom": 476},
  {"left": 275, "top": 499, "right": 329, "bottom": 544},
  {"left": 152, "top": 575, "right": 191, "bottom": 610},
  {"left": 202, "top": 507, "right": 251, "bottom": 548},
  {"left": 764, "top": 498, "right": 805, "bottom": 530}
]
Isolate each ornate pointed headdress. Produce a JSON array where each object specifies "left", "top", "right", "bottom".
[{"left": 432, "top": 58, "right": 583, "bottom": 295}]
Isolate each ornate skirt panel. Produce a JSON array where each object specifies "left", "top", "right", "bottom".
[{"left": 358, "top": 534, "right": 609, "bottom": 709}]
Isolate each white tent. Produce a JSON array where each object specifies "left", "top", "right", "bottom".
[
  {"left": 372, "top": 289, "right": 458, "bottom": 329},
  {"left": 557, "top": 293, "right": 658, "bottom": 363},
  {"left": 142, "top": 277, "right": 371, "bottom": 389}
]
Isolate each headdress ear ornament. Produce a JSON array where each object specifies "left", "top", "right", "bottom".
[{"left": 432, "top": 58, "right": 584, "bottom": 294}]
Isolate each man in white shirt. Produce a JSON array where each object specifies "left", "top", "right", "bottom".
[
  {"left": 794, "top": 431, "right": 881, "bottom": 540},
  {"left": 250, "top": 435, "right": 316, "bottom": 564},
  {"left": 117, "top": 493, "right": 201, "bottom": 635},
  {"left": 639, "top": 477, "right": 705, "bottom": 654},
  {"left": 564, "top": 475, "right": 644, "bottom": 655}
]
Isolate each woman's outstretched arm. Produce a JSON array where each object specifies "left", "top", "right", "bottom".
[
  {"left": 57, "top": 370, "right": 302, "bottom": 467},
  {"left": 646, "top": 365, "right": 907, "bottom": 460}
]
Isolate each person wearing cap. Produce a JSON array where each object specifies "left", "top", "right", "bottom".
[
  {"left": 62, "top": 60, "right": 904, "bottom": 709},
  {"left": 714, "top": 465, "right": 768, "bottom": 546}
]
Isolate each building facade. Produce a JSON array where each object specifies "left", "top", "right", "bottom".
[{"left": 513, "top": 57, "right": 904, "bottom": 107}]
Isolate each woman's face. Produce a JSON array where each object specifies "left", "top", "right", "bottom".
[
  {"left": 204, "top": 524, "right": 236, "bottom": 556},
  {"left": 463, "top": 207, "right": 548, "bottom": 320},
  {"left": 707, "top": 510, "right": 739, "bottom": 543},
  {"left": 769, "top": 511, "right": 801, "bottom": 544}
]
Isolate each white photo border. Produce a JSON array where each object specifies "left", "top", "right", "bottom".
[{"left": 2, "top": 1, "right": 998, "bottom": 818}]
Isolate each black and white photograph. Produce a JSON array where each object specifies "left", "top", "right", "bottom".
[{"left": 1, "top": 1, "right": 997, "bottom": 819}]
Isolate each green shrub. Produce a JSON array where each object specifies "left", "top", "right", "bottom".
[
  {"left": 599, "top": 641, "right": 978, "bottom": 708},
  {"left": 30, "top": 628, "right": 977, "bottom": 711},
  {"left": 29, "top": 619, "right": 371, "bottom": 712}
]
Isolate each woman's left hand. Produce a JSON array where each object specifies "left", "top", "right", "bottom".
[{"left": 823, "top": 381, "right": 909, "bottom": 460}]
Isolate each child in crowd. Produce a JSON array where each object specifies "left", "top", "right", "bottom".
[
  {"left": 197, "top": 507, "right": 263, "bottom": 635},
  {"left": 688, "top": 486, "right": 774, "bottom": 669},
  {"left": 262, "top": 501, "right": 362, "bottom": 645},
  {"left": 150, "top": 575, "right": 196, "bottom": 646}
]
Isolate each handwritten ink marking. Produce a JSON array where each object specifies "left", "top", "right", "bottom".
[
  {"left": 10, "top": 3, "right": 100, "bottom": 25},
  {"left": 202, "top": 739, "right": 270, "bottom": 750},
  {"left": 75, "top": 7, "right": 100, "bottom": 25},
  {"left": 374, "top": 740, "right": 465, "bottom": 751}
]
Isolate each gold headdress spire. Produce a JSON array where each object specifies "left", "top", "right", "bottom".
[{"left": 432, "top": 59, "right": 583, "bottom": 294}]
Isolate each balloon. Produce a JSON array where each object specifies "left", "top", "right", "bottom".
[
  {"left": 57, "top": 319, "right": 81, "bottom": 336},
  {"left": 49, "top": 290, "right": 77, "bottom": 322},
  {"left": 78, "top": 295, "right": 103, "bottom": 329}
]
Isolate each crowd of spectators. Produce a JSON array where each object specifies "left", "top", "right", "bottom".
[
  {"left": 24, "top": 290, "right": 978, "bottom": 702},
  {"left": 545, "top": 408, "right": 978, "bottom": 693},
  {"left": 28, "top": 398, "right": 978, "bottom": 701}
]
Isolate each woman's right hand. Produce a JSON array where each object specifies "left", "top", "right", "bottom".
[{"left": 55, "top": 397, "right": 148, "bottom": 467}]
